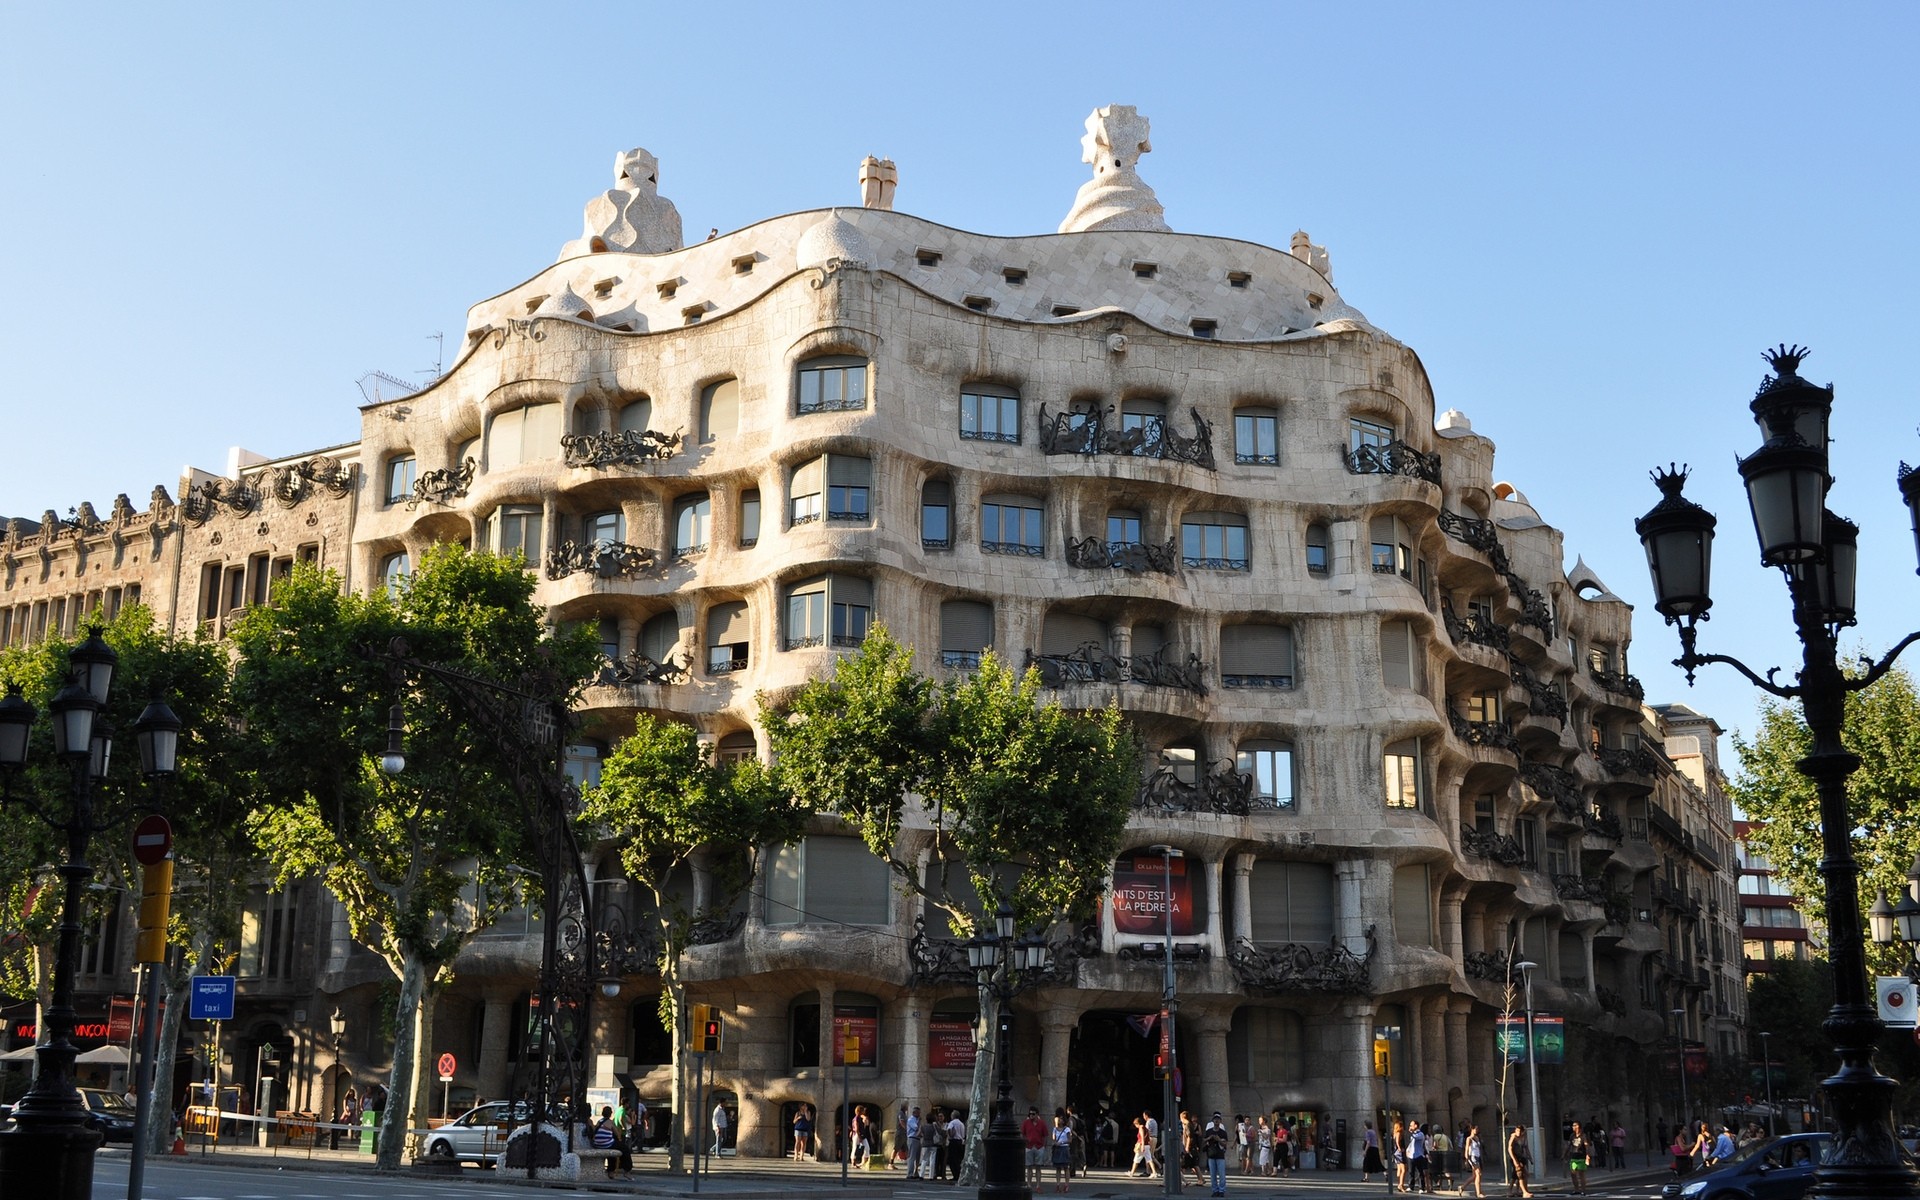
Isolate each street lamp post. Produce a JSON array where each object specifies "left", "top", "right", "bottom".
[
  {"left": 1674, "top": 1008, "right": 1691, "bottom": 1136},
  {"left": 968, "top": 899, "right": 1051, "bottom": 1200},
  {"left": 1635, "top": 345, "right": 1920, "bottom": 1200},
  {"left": 1514, "top": 961, "right": 1543, "bottom": 1180},
  {"left": 1761, "top": 1031, "right": 1776, "bottom": 1138},
  {"left": 1151, "top": 844, "right": 1184, "bottom": 1198},
  {"left": 0, "top": 629, "right": 182, "bottom": 1200}
]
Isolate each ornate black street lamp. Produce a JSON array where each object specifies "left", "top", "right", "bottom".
[
  {"left": 0, "top": 628, "right": 182, "bottom": 1200},
  {"left": 1635, "top": 346, "right": 1920, "bottom": 1200},
  {"left": 968, "top": 900, "right": 1051, "bottom": 1200}
]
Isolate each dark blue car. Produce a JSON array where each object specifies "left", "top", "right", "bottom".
[{"left": 1662, "top": 1133, "right": 1830, "bottom": 1200}]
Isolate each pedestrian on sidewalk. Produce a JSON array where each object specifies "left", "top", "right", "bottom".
[
  {"left": 1203, "top": 1112, "right": 1230, "bottom": 1197},
  {"left": 1464, "top": 1125, "right": 1484, "bottom": 1199},
  {"left": 1506, "top": 1125, "right": 1533, "bottom": 1199},
  {"left": 1567, "top": 1120, "right": 1592, "bottom": 1195},
  {"left": 1610, "top": 1121, "right": 1626, "bottom": 1170},
  {"left": 1362, "top": 1120, "right": 1383, "bottom": 1182},
  {"left": 907, "top": 1106, "right": 924, "bottom": 1178}
]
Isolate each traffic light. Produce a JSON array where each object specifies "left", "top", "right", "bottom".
[
  {"left": 1153, "top": 1050, "right": 1170, "bottom": 1080},
  {"left": 691, "top": 1004, "right": 723, "bottom": 1053},
  {"left": 135, "top": 857, "right": 174, "bottom": 964},
  {"left": 1373, "top": 1038, "right": 1392, "bottom": 1078}
]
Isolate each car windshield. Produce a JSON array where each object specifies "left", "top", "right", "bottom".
[{"left": 86, "top": 1092, "right": 135, "bottom": 1114}]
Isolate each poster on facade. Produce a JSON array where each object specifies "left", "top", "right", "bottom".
[
  {"left": 1110, "top": 854, "right": 1196, "bottom": 936},
  {"left": 928, "top": 1017, "right": 977, "bottom": 1070},
  {"left": 110, "top": 996, "right": 135, "bottom": 1043},
  {"left": 1495, "top": 1015, "right": 1564, "bottom": 1064},
  {"left": 834, "top": 1005, "right": 878, "bottom": 1068}
]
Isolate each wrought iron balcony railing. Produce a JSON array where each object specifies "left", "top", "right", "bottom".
[
  {"left": 1067, "top": 536, "right": 1179, "bottom": 575},
  {"left": 1227, "top": 928, "right": 1373, "bottom": 995},
  {"left": 1463, "top": 949, "right": 1511, "bottom": 982},
  {"left": 1461, "top": 824, "right": 1530, "bottom": 867},
  {"left": 1024, "top": 642, "right": 1208, "bottom": 695},
  {"left": 1343, "top": 439, "right": 1441, "bottom": 484},
  {"left": 1037, "top": 404, "right": 1216, "bottom": 468},
  {"left": 1443, "top": 603, "right": 1512, "bottom": 653},
  {"left": 595, "top": 648, "right": 691, "bottom": 687},
  {"left": 1449, "top": 709, "right": 1519, "bottom": 753},
  {"left": 1136, "top": 758, "right": 1287, "bottom": 816},
  {"left": 407, "top": 458, "right": 473, "bottom": 510},
  {"left": 560, "top": 427, "right": 681, "bottom": 468},
  {"left": 545, "top": 538, "right": 660, "bottom": 581},
  {"left": 1589, "top": 663, "right": 1647, "bottom": 701}
]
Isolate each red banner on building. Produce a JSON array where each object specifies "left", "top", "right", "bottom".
[
  {"left": 835, "top": 1005, "right": 878, "bottom": 1068},
  {"left": 110, "top": 996, "right": 135, "bottom": 1043},
  {"left": 1111, "top": 854, "right": 1196, "bottom": 936},
  {"left": 928, "top": 1018, "right": 977, "bottom": 1070}
]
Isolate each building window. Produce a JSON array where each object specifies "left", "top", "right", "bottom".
[
  {"left": 1118, "top": 397, "right": 1168, "bottom": 457},
  {"left": 1181, "top": 512, "right": 1249, "bottom": 570},
  {"left": 1461, "top": 691, "right": 1501, "bottom": 723},
  {"left": 1393, "top": 863, "right": 1433, "bottom": 946},
  {"left": 706, "top": 601, "right": 750, "bottom": 674},
  {"left": 489, "top": 505, "right": 543, "bottom": 562},
  {"left": 981, "top": 495, "right": 1045, "bottom": 556},
  {"left": 1351, "top": 416, "right": 1395, "bottom": 455},
  {"left": 784, "top": 575, "right": 872, "bottom": 650},
  {"left": 673, "top": 494, "right": 711, "bottom": 557},
  {"left": 584, "top": 510, "right": 624, "bottom": 544},
  {"left": 739, "top": 490, "right": 760, "bottom": 548},
  {"left": 1384, "top": 738, "right": 1424, "bottom": 810},
  {"left": 488, "top": 402, "right": 562, "bottom": 470},
  {"left": 564, "top": 740, "right": 605, "bottom": 790},
  {"left": 786, "top": 585, "right": 825, "bottom": 650},
  {"left": 379, "top": 552, "right": 411, "bottom": 594},
  {"left": 594, "top": 617, "right": 621, "bottom": 660},
  {"left": 790, "top": 459, "right": 824, "bottom": 526},
  {"left": 1546, "top": 835, "right": 1570, "bottom": 877},
  {"left": 700, "top": 379, "right": 739, "bottom": 444},
  {"left": 1246, "top": 861, "right": 1333, "bottom": 943},
  {"left": 1106, "top": 509, "right": 1143, "bottom": 553},
  {"left": 765, "top": 835, "right": 892, "bottom": 925},
  {"left": 716, "top": 731, "right": 756, "bottom": 765},
  {"left": 1233, "top": 409, "right": 1278, "bottom": 465},
  {"left": 237, "top": 883, "right": 302, "bottom": 979},
  {"left": 1227, "top": 1008, "right": 1304, "bottom": 1085},
  {"left": 1473, "top": 794, "right": 1497, "bottom": 834},
  {"left": 960, "top": 387, "right": 1021, "bottom": 444},
  {"left": 921, "top": 480, "right": 952, "bottom": 550},
  {"left": 1235, "top": 741, "right": 1296, "bottom": 809},
  {"left": 1305, "top": 522, "right": 1330, "bottom": 575},
  {"left": 827, "top": 455, "right": 872, "bottom": 521},
  {"left": 1380, "top": 620, "right": 1421, "bottom": 690},
  {"left": 1370, "top": 515, "right": 1413, "bottom": 577},
  {"left": 616, "top": 396, "right": 654, "bottom": 436},
  {"left": 640, "top": 610, "right": 682, "bottom": 665},
  {"left": 940, "top": 600, "right": 993, "bottom": 669},
  {"left": 796, "top": 355, "right": 868, "bottom": 414},
  {"left": 385, "top": 455, "right": 417, "bottom": 504},
  {"left": 1221, "top": 623, "right": 1294, "bottom": 689}
]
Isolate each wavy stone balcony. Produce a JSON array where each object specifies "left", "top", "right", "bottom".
[
  {"left": 1344, "top": 439, "right": 1440, "bottom": 485},
  {"left": 1449, "top": 710, "right": 1519, "bottom": 756},
  {"left": 1460, "top": 824, "right": 1530, "bottom": 868},
  {"left": 1024, "top": 642, "right": 1208, "bottom": 696},
  {"left": 559, "top": 427, "right": 683, "bottom": 470},
  {"left": 1066, "top": 536, "right": 1180, "bottom": 576},
  {"left": 1038, "top": 404, "right": 1215, "bottom": 468},
  {"left": 1134, "top": 758, "right": 1285, "bottom": 816}
]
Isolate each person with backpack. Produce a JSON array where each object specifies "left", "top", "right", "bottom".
[
  {"left": 595, "top": 1104, "right": 632, "bottom": 1178},
  {"left": 1203, "top": 1112, "right": 1231, "bottom": 1197}
]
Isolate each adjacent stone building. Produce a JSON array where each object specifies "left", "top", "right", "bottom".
[{"left": 1, "top": 108, "right": 1743, "bottom": 1158}]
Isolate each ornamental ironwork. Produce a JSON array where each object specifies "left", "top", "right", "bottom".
[
  {"left": 544, "top": 538, "right": 659, "bottom": 581},
  {"left": 1590, "top": 664, "right": 1647, "bottom": 701},
  {"left": 1461, "top": 824, "right": 1529, "bottom": 867},
  {"left": 1344, "top": 439, "right": 1440, "bottom": 484},
  {"left": 180, "top": 476, "right": 260, "bottom": 525},
  {"left": 1037, "top": 404, "right": 1216, "bottom": 468},
  {"left": 1442, "top": 603, "right": 1511, "bottom": 653},
  {"left": 982, "top": 540, "right": 1045, "bottom": 557},
  {"left": 596, "top": 648, "right": 691, "bottom": 687},
  {"left": 560, "top": 427, "right": 681, "bottom": 468},
  {"left": 1436, "top": 508, "right": 1555, "bottom": 638},
  {"left": 1450, "top": 710, "right": 1519, "bottom": 753},
  {"left": 1602, "top": 893, "right": 1633, "bottom": 927},
  {"left": 1519, "top": 761, "right": 1586, "bottom": 819},
  {"left": 1553, "top": 873, "right": 1609, "bottom": 904},
  {"left": 409, "top": 457, "right": 475, "bottom": 509},
  {"left": 1227, "top": 928, "right": 1373, "bottom": 994},
  {"left": 1067, "top": 535, "right": 1179, "bottom": 575},
  {"left": 1511, "top": 661, "right": 1568, "bottom": 723},
  {"left": 908, "top": 917, "right": 1101, "bottom": 989},
  {"left": 687, "top": 909, "right": 747, "bottom": 946},
  {"left": 1023, "top": 642, "right": 1208, "bottom": 696},
  {"left": 1591, "top": 806, "right": 1624, "bottom": 841},
  {"left": 1463, "top": 949, "right": 1511, "bottom": 982},
  {"left": 1595, "top": 985, "right": 1627, "bottom": 1016},
  {"left": 1436, "top": 509, "right": 1500, "bottom": 555},
  {"left": 1135, "top": 758, "right": 1281, "bottom": 816},
  {"left": 1595, "top": 744, "right": 1662, "bottom": 777}
]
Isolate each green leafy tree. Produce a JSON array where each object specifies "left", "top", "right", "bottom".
[
  {"left": 581, "top": 715, "right": 807, "bottom": 1171},
  {"left": 230, "top": 546, "right": 598, "bottom": 1169},
  {"left": 1731, "top": 663, "right": 1920, "bottom": 976},
  {"left": 762, "top": 629, "right": 1138, "bottom": 1184}
]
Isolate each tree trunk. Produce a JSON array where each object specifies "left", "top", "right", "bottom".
[
  {"left": 958, "top": 981, "right": 998, "bottom": 1187},
  {"left": 141, "top": 955, "right": 197, "bottom": 1158},
  {"left": 669, "top": 983, "right": 686, "bottom": 1175},
  {"left": 406, "top": 982, "right": 440, "bottom": 1157},
  {"left": 376, "top": 954, "right": 428, "bottom": 1170}
]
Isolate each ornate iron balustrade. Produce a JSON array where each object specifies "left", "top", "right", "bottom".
[
  {"left": 560, "top": 427, "right": 681, "bottom": 468},
  {"left": 1590, "top": 806, "right": 1624, "bottom": 841},
  {"left": 940, "top": 651, "right": 983, "bottom": 670},
  {"left": 908, "top": 918, "right": 1101, "bottom": 988},
  {"left": 1116, "top": 940, "right": 1212, "bottom": 965},
  {"left": 1228, "top": 928, "right": 1373, "bottom": 995},
  {"left": 1603, "top": 893, "right": 1633, "bottom": 927},
  {"left": 1449, "top": 710, "right": 1519, "bottom": 753},
  {"left": 981, "top": 539, "right": 1045, "bottom": 557},
  {"left": 1442, "top": 603, "right": 1512, "bottom": 653},
  {"left": 1435, "top": 510, "right": 1554, "bottom": 638},
  {"left": 1037, "top": 403, "right": 1216, "bottom": 468},
  {"left": 596, "top": 648, "right": 691, "bottom": 687},
  {"left": 407, "top": 457, "right": 475, "bottom": 509},
  {"left": 1461, "top": 824, "right": 1529, "bottom": 867},
  {"left": 1595, "top": 744, "right": 1662, "bottom": 777},
  {"left": 1553, "top": 874, "right": 1610, "bottom": 904},
  {"left": 922, "top": 536, "right": 951, "bottom": 552},
  {"left": 180, "top": 476, "right": 260, "bottom": 525},
  {"left": 1023, "top": 643, "right": 1208, "bottom": 695},
  {"left": 1590, "top": 664, "right": 1647, "bottom": 701},
  {"left": 543, "top": 538, "right": 659, "bottom": 581},
  {"left": 1344, "top": 439, "right": 1441, "bottom": 484},
  {"left": 1463, "top": 949, "right": 1511, "bottom": 982},
  {"left": 786, "top": 635, "right": 825, "bottom": 651},
  {"left": 1222, "top": 674, "right": 1292, "bottom": 690},
  {"left": 1519, "top": 761, "right": 1587, "bottom": 820},
  {"left": 796, "top": 393, "right": 866, "bottom": 415},
  {"left": 1595, "top": 985, "right": 1627, "bottom": 1016},
  {"left": 707, "top": 655, "right": 749, "bottom": 675},
  {"left": 959, "top": 428, "right": 1021, "bottom": 445},
  {"left": 1183, "top": 555, "right": 1249, "bottom": 572},
  {"left": 1511, "top": 661, "right": 1568, "bottom": 722},
  {"left": 1437, "top": 509, "right": 1500, "bottom": 555},
  {"left": 687, "top": 909, "right": 747, "bottom": 946},
  {"left": 1135, "top": 758, "right": 1285, "bottom": 816},
  {"left": 1066, "top": 535, "right": 1179, "bottom": 575}
]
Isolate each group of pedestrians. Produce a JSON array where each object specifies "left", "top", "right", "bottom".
[{"left": 900, "top": 1104, "right": 968, "bottom": 1181}]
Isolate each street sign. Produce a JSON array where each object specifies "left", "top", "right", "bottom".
[
  {"left": 189, "top": 976, "right": 236, "bottom": 1021},
  {"left": 133, "top": 814, "right": 173, "bottom": 866},
  {"left": 437, "top": 1052, "right": 456, "bottom": 1081},
  {"left": 1879, "top": 977, "right": 1915, "bottom": 1027}
]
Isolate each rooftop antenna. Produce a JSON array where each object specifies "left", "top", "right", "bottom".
[{"left": 419, "top": 331, "right": 444, "bottom": 382}]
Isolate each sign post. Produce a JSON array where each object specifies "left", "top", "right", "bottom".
[{"left": 438, "top": 1052, "right": 456, "bottom": 1119}]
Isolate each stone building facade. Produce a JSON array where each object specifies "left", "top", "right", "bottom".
[{"left": 1, "top": 108, "right": 1742, "bottom": 1157}]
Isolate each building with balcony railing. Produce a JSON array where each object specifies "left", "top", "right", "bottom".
[{"left": 0, "top": 109, "right": 1742, "bottom": 1156}]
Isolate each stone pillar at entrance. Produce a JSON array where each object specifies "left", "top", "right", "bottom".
[
  {"left": 1191, "top": 1010, "right": 1231, "bottom": 1123},
  {"left": 1332, "top": 998, "right": 1379, "bottom": 1153},
  {"left": 1036, "top": 1010, "right": 1075, "bottom": 1111},
  {"left": 894, "top": 996, "right": 931, "bottom": 1128},
  {"left": 476, "top": 990, "right": 515, "bottom": 1104}
]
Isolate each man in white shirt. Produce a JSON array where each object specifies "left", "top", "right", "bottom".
[{"left": 711, "top": 1101, "right": 729, "bottom": 1154}]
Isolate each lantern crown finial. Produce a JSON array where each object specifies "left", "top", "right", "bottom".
[
  {"left": 1764, "top": 344, "right": 1810, "bottom": 377},
  {"left": 1650, "top": 463, "right": 1691, "bottom": 498}
]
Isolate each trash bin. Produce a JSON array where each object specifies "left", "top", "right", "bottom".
[{"left": 360, "top": 1108, "right": 378, "bottom": 1154}]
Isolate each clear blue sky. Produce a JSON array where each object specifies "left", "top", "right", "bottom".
[{"left": 4, "top": 3, "right": 1917, "bottom": 761}]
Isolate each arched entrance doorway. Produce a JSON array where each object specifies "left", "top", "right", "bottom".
[{"left": 1067, "top": 1010, "right": 1167, "bottom": 1138}]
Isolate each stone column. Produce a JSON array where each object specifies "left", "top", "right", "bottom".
[
  {"left": 1582, "top": 931, "right": 1597, "bottom": 997},
  {"left": 1204, "top": 857, "right": 1226, "bottom": 950},
  {"left": 1191, "top": 1010, "right": 1232, "bottom": 1123},
  {"left": 1335, "top": 860, "right": 1369, "bottom": 955},
  {"left": 1461, "top": 901, "right": 1486, "bottom": 957},
  {"left": 1332, "top": 998, "right": 1379, "bottom": 1156},
  {"left": 1231, "top": 854, "right": 1254, "bottom": 943},
  {"left": 1419, "top": 996, "right": 1445, "bottom": 1116},
  {"left": 1038, "top": 1010, "right": 1075, "bottom": 1111},
  {"left": 1439, "top": 885, "right": 1466, "bottom": 964},
  {"left": 817, "top": 985, "right": 839, "bottom": 1160},
  {"left": 1445, "top": 998, "right": 1471, "bottom": 1099},
  {"left": 618, "top": 616, "right": 639, "bottom": 659},
  {"left": 476, "top": 990, "right": 516, "bottom": 1103}
]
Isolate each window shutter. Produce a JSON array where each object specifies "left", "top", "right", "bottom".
[
  {"left": 640, "top": 611, "right": 681, "bottom": 662},
  {"left": 1381, "top": 621, "right": 1412, "bottom": 688},
  {"left": 827, "top": 455, "right": 873, "bottom": 486},
  {"left": 806, "top": 836, "right": 890, "bottom": 925},
  {"left": 766, "top": 844, "right": 803, "bottom": 925},
  {"left": 1290, "top": 863, "right": 1336, "bottom": 943},
  {"left": 1122, "top": 396, "right": 1168, "bottom": 418},
  {"left": 1248, "top": 862, "right": 1288, "bottom": 943},
  {"left": 1132, "top": 623, "right": 1166, "bottom": 657},
  {"left": 706, "top": 601, "right": 748, "bottom": 646},
  {"left": 1222, "top": 624, "right": 1293, "bottom": 675},
  {"left": 923, "top": 479, "right": 951, "bottom": 506},
  {"left": 701, "top": 379, "right": 739, "bottom": 441},
  {"left": 617, "top": 397, "right": 654, "bottom": 434},
  {"left": 524, "top": 402, "right": 561, "bottom": 458},
  {"left": 792, "top": 457, "right": 824, "bottom": 495},
  {"left": 1042, "top": 612, "right": 1106, "bottom": 656},
  {"left": 1370, "top": 514, "right": 1395, "bottom": 546},
  {"left": 1393, "top": 864, "right": 1432, "bottom": 947},
  {"left": 830, "top": 574, "right": 873, "bottom": 606},
  {"left": 940, "top": 601, "right": 993, "bottom": 651},
  {"left": 489, "top": 408, "right": 525, "bottom": 470}
]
